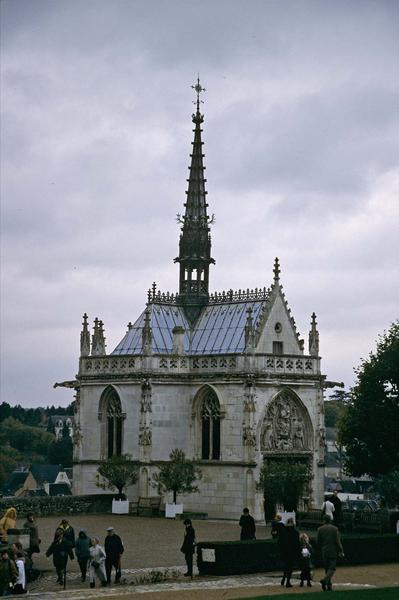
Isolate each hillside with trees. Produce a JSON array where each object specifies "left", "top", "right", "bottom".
[{"left": 0, "top": 402, "right": 74, "bottom": 486}]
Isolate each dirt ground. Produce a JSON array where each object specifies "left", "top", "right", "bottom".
[{"left": 17, "top": 513, "right": 258, "bottom": 572}]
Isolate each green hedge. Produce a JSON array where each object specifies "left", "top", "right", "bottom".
[
  {"left": 197, "top": 534, "right": 399, "bottom": 576},
  {"left": 0, "top": 494, "right": 114, "bottom": 517}
]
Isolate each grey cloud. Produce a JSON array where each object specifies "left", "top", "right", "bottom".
[{"left": 1, "top": 0, "right": 398, "bottom": 406}]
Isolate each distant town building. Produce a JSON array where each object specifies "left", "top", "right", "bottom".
[
  {"left": 1, "top": 464, "right": 72, "bottom": 497},
  {"left": 48, "top": 415, "right": 74, "bottom": 440}
]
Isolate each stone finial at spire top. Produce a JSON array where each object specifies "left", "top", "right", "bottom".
[
  {"left": 244, "top": 306, "right": 255, "bottom": 351},
  {"left": 309, "top": 312, "right": 320, "bottom": 357},
  {"left": 80, "top": 313, "right": 90, "bottom": 357},
  {"left": 142, "top": 307, "right": 153, "bottom": 356},
  {"left": 273, "top": 257, "right": 281, "bottom": 284}
]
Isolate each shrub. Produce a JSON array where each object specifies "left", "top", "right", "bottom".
[
  {"left": 197, "top": 534, "right": 399, "bottom": 576},
  {"left": 0, "top": 494, "right": 114, "bottom": 517}
]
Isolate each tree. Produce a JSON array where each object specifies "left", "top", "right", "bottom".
[
  {"left": 47, "top": 422, "right": 73, "bottom": 467},
  {"left": 0, "top": 417, "right": 55, "bottom": 455},
  {"left": 373, "top": 471, "right": 399, "bottom": 508},
  {"left": 324, "top": 390, "right": 351, "bottom": 428},
  {"left": 96, "top": 454, "right": 139, "bottom": 498},
  {"left": 258, "top": 459, "right": 312, "bottom": 517},
  {"left": 0, "top": 446, "right": 22, "bottom": 487},
  {"left": 152, "top": 449, "right": 202, "bottom": 503},
  {"left": 339, "top": 321, "right": 399, "bottom": 477}
]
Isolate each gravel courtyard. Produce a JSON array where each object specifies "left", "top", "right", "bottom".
[{"left": 18, "top": 513, "right": 270, "bottom": 572}]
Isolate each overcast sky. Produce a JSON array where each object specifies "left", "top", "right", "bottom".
[{"left": 1, "top": 0, "right": 398, "bottom": 408}]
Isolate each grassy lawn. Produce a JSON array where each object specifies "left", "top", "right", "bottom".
[{"left": 236, "top": 588, "right": 399, "bottom": 600}]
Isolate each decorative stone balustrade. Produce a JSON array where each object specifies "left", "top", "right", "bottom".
[{"left": 79, "top": 354, "right": 320, "bottom": 377}]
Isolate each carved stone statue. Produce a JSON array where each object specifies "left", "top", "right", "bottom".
[
  {"left": 260, "top": 391, "right": 310, "bottom": 452},
  {"left": 139, "top": 426, "right": 152, "bottom": 446},
  {"left": 243, "top": 424, "right": 256, "bottom": 447}
]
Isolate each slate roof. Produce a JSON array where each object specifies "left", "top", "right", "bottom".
[
  {"left": 30, "top": 464, "right": 61, "bottom": 484},
  {"left": 1, "top": 471, "right": 28, "bottom": 496},
  {"left": 112, "top": 300, "right": 266, "bottom": 356}
]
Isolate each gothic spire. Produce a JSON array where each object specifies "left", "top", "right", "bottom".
[{"left": 175, "top": 77, "right": 215, "bottom": 324}]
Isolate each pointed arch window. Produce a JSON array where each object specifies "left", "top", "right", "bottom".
[
  {"left": 201, "top": 391, "right": 220, "bottom": 460},
  {"left": 100, "top": 387, "right": 124, "bottom": 458}
]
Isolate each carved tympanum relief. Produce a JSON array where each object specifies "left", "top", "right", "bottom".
[{"left": 260, "top": 390, "right": 311, "bottom": 452}]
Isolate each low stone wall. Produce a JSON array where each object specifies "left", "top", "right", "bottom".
[{"left": 0, "top": 494, "right": 114, "bottom": 517}]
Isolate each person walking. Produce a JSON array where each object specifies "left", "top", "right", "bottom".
[
  {"left": 46, "top": 528, "right": 74, "bottom": 586},
  {"left": 279, "top": 517, "right": 300, "bottom": 588},
  {"left": 331, "top": 490, "right": 343, "bottom": 527},
  {"left": 180, "top": 519, "right": 196, "bottom": 578},
  {"left": 75, "top": 530, "right": 90, "bottom": 582},
  {"left": 104, "top": 527, "right": 124, "bottom": 585},
  {"left": 299, "top": 532, "right": 313, "bottom": 587},
  {"left": 0, "top": 508, "right": 17, "bottom": 543},
  {"left": 0, "top": 549, "right": 18, "bottom": 596},
  {"left": 317, "top": 514, "right": 344, "bottom": 592},
  {"left": 10, "top": 544, "right": 31, "bottom": 585},
  {"left": 23, "top": 512, "right": 41, "bottom": 559},
  {"left": 322, "top": 496, "right": 335, "bottom": 521},
  {"left": 88, "top": 537, "right": 107, "bottom": 588},
  {"left": 239, "top": 508, "right": 256, "bottom": 540},
  {"left": 12, "top": 552, "right": 27, "bottom": 595},
  {"left": 57, "top": 519, "right": 75, "bottom": 548}
]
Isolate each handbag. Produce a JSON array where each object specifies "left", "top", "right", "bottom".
[{"left": 91, "top": 560, "right": 100, "bottom": 569}]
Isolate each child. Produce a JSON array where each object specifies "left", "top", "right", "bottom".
[{"left": 299, "top": 532, "right": 313, "bottom": 587}]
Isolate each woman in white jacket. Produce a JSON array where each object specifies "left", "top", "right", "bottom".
[
  {"left": 13, "top": 551, "right": 27, "bottom": 594},
  {"left": 89, "top": 537, "right": 107, "bottom": 588}
]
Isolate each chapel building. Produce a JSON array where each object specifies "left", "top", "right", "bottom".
[{"left": 72, "top": 82, "right": 327, "bottom": 519}]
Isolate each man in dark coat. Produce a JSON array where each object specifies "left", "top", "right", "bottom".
[
  {"left": 317, "top": 514, "right": 344, "bottom": 591},
  {"left": 104, "top": 526, "right": 124, "bottom": 584},
  {"left": 180, "top": 519, "right": 196, "bottom": 578},
  {"left": 46, "top": 528, "right": 74, "bottom": 585},
  {"left": 330, "top": 491, "right": 343, "bottom": 527},
  {"left": 279, "top": 518, "right": 300, "bottom": 588},
  {"left": 239, "top": 508, "right": 256, "bottom": 540}
]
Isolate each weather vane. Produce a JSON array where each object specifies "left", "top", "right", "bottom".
[{"left": 191, "top": 75, "right": 206, "bottom": 110}]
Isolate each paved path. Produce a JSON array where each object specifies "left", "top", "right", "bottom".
[{"left": 24, "top": 563, "right": 399, "bottom": 600}]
